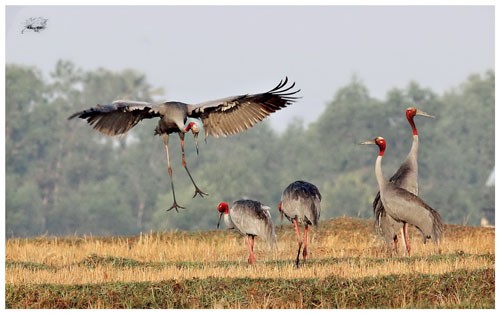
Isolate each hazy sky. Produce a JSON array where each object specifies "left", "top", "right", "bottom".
[{"left": 5, "top": 5, "right": 494, "bottom": 129}]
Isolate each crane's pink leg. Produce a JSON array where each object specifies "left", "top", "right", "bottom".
[
  {"left": 302, "top": 224, "right": 309, "bottom": 260},
  {"left": 247, "top": 235, "right": 256, "bottom": 264},
  {"left": 293, "top": 219, "right": 303, "bottom": 267},
  {"left": 178, "top": 133, "right": 208, "bottom": 198},
  {"left": 162, "top": 134, "right": 184, "bottom": 212},
  {"left": 403, "top": 223, "right": 411, "bottom": 256},
  {"left": 398, "top": 228, "right": 406, "bottom": 256},
  {"left": 393, "top": 233, "right": 399, "bottom": 255}
]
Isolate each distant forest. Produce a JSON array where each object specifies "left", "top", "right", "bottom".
[{"left": 6, "top": 60, "right": 494, "bottom": 237}]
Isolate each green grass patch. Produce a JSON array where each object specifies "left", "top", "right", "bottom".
[
  {"left": 5, "top": 261, "right": 57, "bottom": 271},
  {"left": 6, "top": 252, "right": 494, "bottom": 271},
  {"left": 6, "top": 268, "right": 494, "bottom": 309}
]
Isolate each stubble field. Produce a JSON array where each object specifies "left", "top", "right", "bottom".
[{"left": 5, "top": 217, "right": 495, "bottom": 309}]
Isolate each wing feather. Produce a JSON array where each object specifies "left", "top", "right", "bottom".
[
  {"left": 281, "top": 181, "right": 321, "bottom": 226},
  {"left": 383, "top": 187, "right": 443, "bottom": 242},
  {"left": 373, "top": 161, "right": 414, "bottom": 235},
  {"left": 187, "top": 77, "right": 300, "bottom": 138},
  {"left": 68, "top": 100, "right": 161, "bottom": 136}
]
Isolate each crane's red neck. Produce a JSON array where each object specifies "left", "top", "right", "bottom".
[
  {"left": 217, "top": 202, "right": 230, "bottom": 214},
  {"left": 406, "top": 108, "right": 419, "bottom": 136}
]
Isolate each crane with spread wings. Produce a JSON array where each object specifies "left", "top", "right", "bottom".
[{"left": 69, "top": 77, "right": 300, "bottom": 211}]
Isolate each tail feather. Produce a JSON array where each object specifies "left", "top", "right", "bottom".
[
  {"left": 311, "top": 197, "right": 321, "bottom": 226},
  {"left": 430, "top": 208, "right": 444, "bottom": 243},
  {"left": 261, "top": 206, "right": 277, "bottom": 250},
  {"left": 264, "top": 222, "right": 277, "bottom": 250}
]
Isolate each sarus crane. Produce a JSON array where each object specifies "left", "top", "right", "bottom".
[
  {"left": 361, "top": 137, "right": 443, "bottom": 255},
  {"left": 279, "top": 180, "right": 321, "bottom": 267},
  {"left": 69, "top": 78, "right": 300, "bottom": 211},
  {"left": 373, "top": 107, "right": 434, "bottom": 255},
  {"left": 217, "top": 200, "right": 276, "bottom": 264}
]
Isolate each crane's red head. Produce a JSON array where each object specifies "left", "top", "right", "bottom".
[
  {"left": 360, "top": 137, "right": 386, "bottom": 156},
  {"left": 217, "top": 202, "right": 230, "bottom": 214},
  {"left": 405, "top": 107, "right": 418, "bottom": 120},
  {"left": 185, "top": 121, "right": 200, "bottom": 155},
  {"left": 405, "top": 107, "right": 434, "bottom": 136},
  {"left": 216, "top": 202, "right": 229, "bottom": 229},
  {"left": 185, "top": 121, "right": 200, "bottom": 134},
  {"left": 374, "top": 137, "right": 386, "bottom": 155}
]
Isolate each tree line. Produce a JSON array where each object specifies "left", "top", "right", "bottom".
[{"left": 6, "top": 60, "right": 494, "bottom": 237}]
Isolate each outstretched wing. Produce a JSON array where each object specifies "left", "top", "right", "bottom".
[
  {"left": 68, "top": 100, "right": 161, "bottom": 136},
  {"left": 187, "top": 77, "right": 300, "bottom": 138}
]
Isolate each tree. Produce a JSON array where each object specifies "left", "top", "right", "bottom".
[{"left": 5, "top": 61, "right": 495, "bottom": 237}]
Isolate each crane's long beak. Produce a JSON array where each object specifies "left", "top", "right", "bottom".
[
  {"left": 185, "top": 122, "right": 200, "bottom": 155},
  {"left": 194, "top": 133, "right": 199, "bottom": 155},
  {"left": 360, "top": 140, "right": 376, "bottom": 145},
  {"left": 216, "top": 212, "right": 223, "bottom": 229},
  {"left": 278, "top": 202, "right": 284, "bottom": 229},
  {"left": 416, "top": 109, "right": 435, "bottom": 118}
]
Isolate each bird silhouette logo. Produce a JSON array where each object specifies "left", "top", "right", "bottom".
[{"left": 21, "top": 17, "right": 48, "bottom": 34}]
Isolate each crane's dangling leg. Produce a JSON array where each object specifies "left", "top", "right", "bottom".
[
  {"left": 402, "top": 223, "right": 411, "bottom": 256},
  {"left": 162, "top": 134, "right": 185, "bottom": 212},
  {"left": 179, "top": 133, "right": 208, "bottom": 198},
  {"left": 302, "top": 224, "right": 309, "bottom": 260},
  {"left": 293, "top": 219, "right": 303, "bottom": 268},
  {"left": 247, "top": 235, "right": 256, "bottom": 264}
]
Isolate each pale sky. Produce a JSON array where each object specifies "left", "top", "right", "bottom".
[{"left": 5, "top": 5, "right": 495, "bottom": 129}]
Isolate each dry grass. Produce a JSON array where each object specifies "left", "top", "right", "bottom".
[{"left": 6, "top": 217, "right": 494, "bottom": 285}]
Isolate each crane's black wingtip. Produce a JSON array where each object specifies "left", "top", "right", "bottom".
[
  {"left": 270, "top": 76, "right": 296, "bottom": 93},
  {"left": 67, "top": 112, "right": 81, "bottom": 120},
  {"left": 268, "top": 77, "right": 301, "bottom": 102}
]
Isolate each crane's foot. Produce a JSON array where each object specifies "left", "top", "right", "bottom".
[
  {"left": 247, "top": 255, "right": 257, "bottom": 265},
  {"left": 295, "top": 242, "right": 303, "bottom": 268},
  {"left": 192, "top": 188, "right": 208, "bottom": 199},
  {"left": 295, "top": 257, "right": 301, "bottom": 268},
  {"left": 166, "top": 202, "right": 186, "bottom": 213}
]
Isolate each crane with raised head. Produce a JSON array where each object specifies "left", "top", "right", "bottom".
[
  {"left": 361, "top": 137, "right": 443, "bottom": 255},
  {"left": 372, "top": 107, "right": 434, "bottom": 255},
  {"left": 279, "top": 180, "right": 321, "bottom": 267},
  {"left": 217, "top": 200, "right": 276, "bottom": 264},
  {"left": 69, "top": 78, "right": 300, "bottom": 211}
]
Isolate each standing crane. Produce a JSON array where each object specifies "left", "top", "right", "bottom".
[
  {"left": 217, "top": 200, "right": 276, "bottom": 264},
  {"left": 372, "top": 108, "right": 434, "bottom": 255},
  {"left": 361, "top": 137, "right": 443, "bottom": 255},
  {"left": 68, "top": 78, "right": 300, "bottom": 211},
  {"left": 279, "top": 180, "right": 321, "bottom": 267}
]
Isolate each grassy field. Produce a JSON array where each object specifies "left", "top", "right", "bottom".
[{"left": 5, "top": 217, "right": 495, "bottom": 308}]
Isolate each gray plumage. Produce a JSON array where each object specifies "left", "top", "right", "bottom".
[
  {"left": 379, "top": 184, "right": 443, "bottom": 243},
  {"left": 280, "top": 180, "right": 321, "bottom": 226},
  {"left": 372, "top": 138, "right": 417, "bottom": 243},
  {"left": 68, "top": 77, "right": 299, "bottom": 139},
  {"left": 372, "top": 108, "right": 433, "bottom": 247},
  {"left": 68, "top": 78, "right": 299, "bottom": 211},
  {"left": 223, "top": 200, "right": 277, "bottom": 248},
  {"left": 280, "top": 180, "right": 321, "bottom": 267},
  {"left": 364, "top": 137, "right": 443, "bottom": 247}
]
